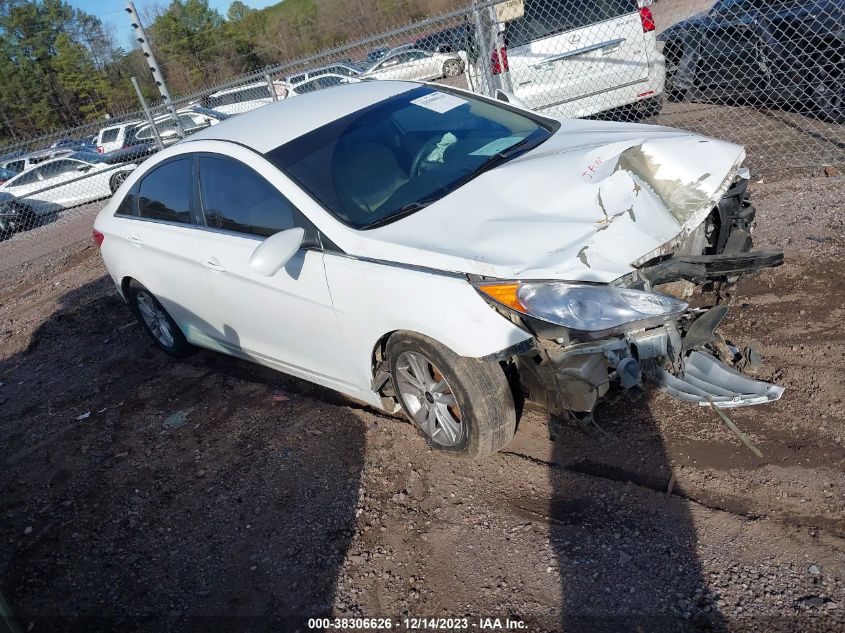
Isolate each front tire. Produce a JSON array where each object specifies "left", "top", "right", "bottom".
[
  {"left": 387, "top": 332, "right": 516, "bottom": 459},
  {"left": 126, "top": 281, "right": 193, "bottom": 358}
]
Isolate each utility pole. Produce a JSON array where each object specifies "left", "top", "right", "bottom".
[{"left": 125, "top": 1, "right": 184, "bottom": 138}]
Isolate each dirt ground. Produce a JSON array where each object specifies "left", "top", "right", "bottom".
[{"left": 0, "top": 169, "right": 843, "bottom": 632}]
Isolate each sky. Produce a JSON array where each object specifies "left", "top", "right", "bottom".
[{"left": 69, "top": 0, "right": 280, "bottom": 28}]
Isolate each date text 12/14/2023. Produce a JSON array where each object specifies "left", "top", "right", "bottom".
[{"left": 306, "top": 617, "right": 528, "bottom": 629}]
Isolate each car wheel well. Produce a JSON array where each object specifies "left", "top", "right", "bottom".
[{"left": 120, "top": 276, "right": 136, "bottom": 299}]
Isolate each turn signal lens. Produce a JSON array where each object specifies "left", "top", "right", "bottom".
[
  {"left": 475, "top": 282, "right": 526, "bottom": 312},
  {"left": 92, "top": 229, "right": 104, "bottom": 247}
]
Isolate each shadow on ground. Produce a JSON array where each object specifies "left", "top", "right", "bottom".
[{"left": 0, "top": 276, "right": 365, "bottom": 632}]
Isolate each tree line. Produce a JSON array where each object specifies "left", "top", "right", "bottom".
[{"left": 0, "top": 0, "right": 466, "bottom": 143}]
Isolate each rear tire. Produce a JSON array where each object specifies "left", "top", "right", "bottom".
[
  {"left": 126, "top": 280, "right": 193, "bottom": 358},
  {"left": 109, "top": 170, "right": 129, "bottom": 194},
  {"left": 810, "top": 61, "right": 845, "bottom": 124},
  {"left": 442, "top": 59, "right": 463, "bottom": 78},
  {"left": 387, "top": 332, "right": 516, "bottom": 459}
]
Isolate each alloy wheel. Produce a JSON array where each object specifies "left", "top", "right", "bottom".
[
  {"left": 136, "top": 290, "right": 175, "bottom": 349},
  {"left": 395, "top": 351, "right": 464, "bottom": 447}
]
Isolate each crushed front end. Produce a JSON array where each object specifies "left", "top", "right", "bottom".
[{"left": 474, "top": 170, "right": 785, "bottom": 431}]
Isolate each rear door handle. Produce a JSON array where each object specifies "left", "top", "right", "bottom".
[
  {"left": 128, "top": 234, "right": 143, "bottom": 247},
  {"left": 202, "top": 256, "right": 226, "bottom": 272}
]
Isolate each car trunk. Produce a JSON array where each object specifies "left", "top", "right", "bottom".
[{"left": 504, "top": 0, "right": 652, "bottom": 110}]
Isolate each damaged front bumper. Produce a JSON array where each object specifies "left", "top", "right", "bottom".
[{"left": 513, "top": 306, "right": 784, "bottom": 423}]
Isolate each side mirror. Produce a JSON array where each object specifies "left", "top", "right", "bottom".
[
  {"left": 76, "top": 164, "right": 92, "bottom": 172},
  {"left": 249, "top": 227, "right": 305, "bottom": 276}
]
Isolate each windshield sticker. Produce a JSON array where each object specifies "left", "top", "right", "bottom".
[
  {"left": 410, "top": 92, "right": 467, "bottom": 113},
  {"left": 469, "top": 136, "right": 524, "bottom": 156}
]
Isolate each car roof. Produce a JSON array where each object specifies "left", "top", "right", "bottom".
[
  {"left": 209, "top": 80, "right": 283, "bottom": 97},
  {"left": 188, "top": 80, "right": 418, "bottom": 153}
]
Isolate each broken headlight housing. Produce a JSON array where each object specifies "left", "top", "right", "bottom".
[{"left": 475, "top": 281, "right": 688, "bottom": 339}]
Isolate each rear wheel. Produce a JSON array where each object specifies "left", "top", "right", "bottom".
[
  {"left": 127, "top": 281, "right": 193, "bottom": 358},
  {"left": 387, "top": 332, "right": 516, "bottom": 459},
  {"left": 810, "top": 61, "right": 845, "bottom": 124},
  {"left": 442, "top": 58, "right": 463, "bottom": 78},
  {"left": 109, "top": 170, "right": 129, "bottom": 193},
  {"left": 664, "top": 42, "right": 686, "bottom": 103}
]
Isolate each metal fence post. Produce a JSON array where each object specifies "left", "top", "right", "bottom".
[
  {"left": 131, "top": 76, "right": 165, "bottom": 150},
  {"left": 265, "top": 73, "right": 278, "bottom": 102},
  {"left": 125, "top": 1, "right": 185, "bottom": 138}
]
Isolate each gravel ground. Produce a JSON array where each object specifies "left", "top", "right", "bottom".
[{"left": 0, "top": 170, "right": 843, "bottom": 632}]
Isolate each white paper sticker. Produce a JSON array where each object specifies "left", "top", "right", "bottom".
[
  {"left": 469, "top": 136, "right": 524, "bottom": 156},
  {"left": 410, "top": 91, "right": 467, "bottom": 114}
]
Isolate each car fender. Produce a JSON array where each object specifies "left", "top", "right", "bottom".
[{"left": 322, "top": 253, "right": 532, "bottom": 392}]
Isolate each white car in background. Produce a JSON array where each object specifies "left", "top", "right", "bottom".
[
  {"left": 93, "top": 81, "right": 784, "bottom": 460},
  {"left": 362, "top": 48, "right": 465, "bottom": 81},
  {"left": 96, "top": 120, "right": 144, "bottom": 153},
  {"left": 287, "top": 74, "right": 362, "bottom": 96},
  {"left": 286, "top": 62, "right": 362, "bottom": 85},
  {"left": 127, "top": 107, "right": 229, "bottom": 147},
  {"left": 492, "top": 0, "right": 665, "bottom": 119},
  {"left": 0, "top": 148, "right": 75, "bottom": 174},
  {"left": 1, "top": 156, "right": 135, "bottom": 217},
  {"left": 202, "top": 80, "right": 289, "bottom": 116}
]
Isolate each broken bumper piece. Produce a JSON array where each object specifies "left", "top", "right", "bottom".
[
  {"left": 512, "top": 307, "right": 785, "bottom": 423},
  {"left": 652, "top": 350, "right": 784, "bottom": 408}
]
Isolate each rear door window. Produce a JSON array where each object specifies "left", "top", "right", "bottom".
[
  {"left": 137, "top": 158, "right": 194, "bottom": 224},
  {"left": 198, "top": 155, "right": 298, "bottom": 237},
  {"left": 506, "top": 0, "right": 635, "bottom": 48}
]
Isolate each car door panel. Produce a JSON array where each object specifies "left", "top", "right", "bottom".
[
  {"left": 194, "top": 232, "right": 351, "bottom": 385},
  {"left": 193, "top": 153, "right": 352, "bottom": 386}
]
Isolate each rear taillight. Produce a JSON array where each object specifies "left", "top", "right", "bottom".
[
  {"left": 97, "top": 146, "right": 104, "bottom": 154},
  {"left": 491, "top": 47, "right": 509, "bottom": 75},
  {"left": 639, "top": 6, "right": 655, "bottom": 32},
  {"left": 92, "top": 229, "right": 104, "bottom": 247}
]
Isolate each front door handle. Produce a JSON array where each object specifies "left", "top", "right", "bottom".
[
  {"left": 202, "top": 256, "right": 226, "bottom": 272},
  {"left": 128, "top": 234, "right": 143, "bottom": 247}
]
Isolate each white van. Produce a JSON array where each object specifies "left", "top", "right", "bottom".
[
  {"left": 495, "top": 0, "right": 665, "bottom": 118},
  {"left": 96, "top": 120, "right": 143, "bottom": 154},
  {"left": 202, "top": 81, "right": 289, "bottom": 116}
]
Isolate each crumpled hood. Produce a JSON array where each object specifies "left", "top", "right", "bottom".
[{"left": 353, "top": 119, "right": 746, "bottom": 283}]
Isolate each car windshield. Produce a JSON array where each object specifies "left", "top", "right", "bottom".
[{"left": 266, "top": 86, "right": 555, "bottom": 229}]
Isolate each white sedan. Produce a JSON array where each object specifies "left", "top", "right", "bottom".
[
  {"left": 2, "top": 156, "right": 136, "bottom": 217},
  {"left": 94, "top": 81, "right": 784, "bottom": 458},
  {"left": 361, "top": 48, "right": 465, "bottom": 81}
]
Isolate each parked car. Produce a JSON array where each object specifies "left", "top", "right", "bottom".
[
  {"left": 96, "top": 120, "right": 144, "bottom": 154},
  {"left": 202, "top": 81, "right": 289, "bottom": 116},
  {"left": 0, "top": 167, "right": 18, "bottom": 185},
  {"left": 490, "top": 0, "right": 665, "bottom": 119},
  {"left": 658, "top": 0, "right": 845, "bottom": 122},
  {"left": 362, "top": 48, "right": 466, "bottom": 81},
  {"left": 287, "top": 74, "right": 362, "bottom": 96},
  {"left": 414, "top": 24, "right": 471, "bottom": 53},
  {"left": 0, "top": 148, "right": 75, "bottom": 174},
  {"left": 0, "top": 191, "right": 36, "bottom": 237},
  {"left": 125, "top": 108, "right": 229, "bottom": 147},
  {"left": 51, "top": 138, "right": 97, "bottom": 152},
  {"left": 93, "top": 81, "right": 785, "bottom": 459},
  {"left": 286, "top": 62, "right": 363, "bottom": 85},
  {"left": 1, "top": 156, "right": 135, "bottom": 216}
]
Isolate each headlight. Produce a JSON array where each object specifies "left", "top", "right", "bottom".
[{"left": 475, "top": 281, "right": 688, "bottom": 339}]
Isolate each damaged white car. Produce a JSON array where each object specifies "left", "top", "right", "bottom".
[{"left": 93, "top": 81, "right": 784, "bottom": 458}]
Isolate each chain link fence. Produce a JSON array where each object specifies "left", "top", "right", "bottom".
[{"left": 1, "top": 0, "right": 843, "bottom": 274}]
